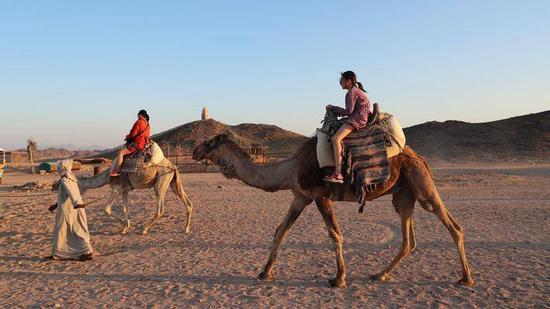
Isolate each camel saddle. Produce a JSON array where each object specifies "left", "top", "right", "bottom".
[
  {"left": 319, "top": 104, "right": 393, "bottom": 210},
  {"left": 120, "top": 141, "right": 166, "bottom": 173},
  {"left": 120, "top": 143, "right": 153, "bottom": 173}
]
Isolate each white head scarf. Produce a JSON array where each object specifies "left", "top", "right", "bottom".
[{"left": 57, "top": 159, "right": 77, "bottom": 182}]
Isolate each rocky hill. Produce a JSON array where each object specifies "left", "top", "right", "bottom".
[
  {"left": 98, "top": 119, "right": 308, "bottom": 159},
  {"left": 404, "top": 110, "right": 550, "bottom": 163}
]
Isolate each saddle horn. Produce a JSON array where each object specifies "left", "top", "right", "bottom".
[{"left": 367, "top": 103, "right": 381, "bottom": 126}]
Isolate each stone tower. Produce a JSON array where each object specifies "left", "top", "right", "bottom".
[{"left": 201, "top": 107, "right": 209, "bottom": 120}]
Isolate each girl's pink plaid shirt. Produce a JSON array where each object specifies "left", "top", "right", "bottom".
[{"left": 332, "top": 86, "right": 371, "bottom": 130}]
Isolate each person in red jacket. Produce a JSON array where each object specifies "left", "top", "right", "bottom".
[{"left": 110, "top": 110, "right": 151, "bottom": 176}]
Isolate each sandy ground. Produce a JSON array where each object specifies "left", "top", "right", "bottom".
[{"left": 0, "top": 167, "right": 549, "bottom": 308}]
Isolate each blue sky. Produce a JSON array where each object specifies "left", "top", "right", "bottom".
[{"left": 1, "top": 1, "right": 549, "bottom": 149}]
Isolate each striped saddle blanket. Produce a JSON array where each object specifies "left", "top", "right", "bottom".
[{"left": 342, "top": 124, "right": 391, "bottom": 205}]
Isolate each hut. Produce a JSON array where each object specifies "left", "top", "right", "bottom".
[{"left": 5, "top": 151, "right": 28, "bottom": 163}]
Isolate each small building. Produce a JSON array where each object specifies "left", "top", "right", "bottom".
[
  {"left": 5, "top": 151, "right": 28, "bottom": 163},
  {"left": 201, "top": 107, "right": 209, "bottom": 120}
]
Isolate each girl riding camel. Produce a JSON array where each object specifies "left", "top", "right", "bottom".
[
  {"left": 110, "top": 109, "right": 151, "bottom": 176},
  {"left": 324, "top": 71, "right": 371, "bottom": 183}
]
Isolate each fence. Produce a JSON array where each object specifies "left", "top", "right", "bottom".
[
  {"left": 165, "top": 152, "right": 295, "bottom": 174},
  {"left": 178, "top": 163, "right": 220, "bottom": 174}
]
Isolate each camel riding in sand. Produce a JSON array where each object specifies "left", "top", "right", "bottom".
[
  {"left": 193, "top": 101, "right": 474, "bottom": 287},
  {"left": 56, "top": 110, "right": 193, "bottom": 235}
]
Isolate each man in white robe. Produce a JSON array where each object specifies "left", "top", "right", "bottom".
[{"left": 46, "top": 159, "right": 93, "bottom": 261}]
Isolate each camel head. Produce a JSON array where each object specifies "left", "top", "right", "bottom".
[
  {"left": 193, "top": 133, "right": 250, "bottom": 179},
  {"left": 192, "top": 133, "right": 229, "bottom": 161}
]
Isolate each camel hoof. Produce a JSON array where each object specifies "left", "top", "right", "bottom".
[
  {"left": 258, "top": 271, "right": 273, "bottom": 280},
  {"left": 370, "top": 273, "right": 389, "bottom": 282},
  {"left": 328, "top": 278, "right": 346, "bottom": 288},
  {"left": 457, "top": 276, "right": 474, "bottom": 287},
  {"left": 142, "top": 229, "right": 149, "bottom": 235}
]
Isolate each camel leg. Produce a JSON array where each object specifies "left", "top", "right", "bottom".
[
  {"left": 431, "top": 196, "right": 474, "bottom": 287},
  {"left": 315, "top": 197, "right": 346, "bottom": 288},
  {"left": 405, "top": 160, "right": 474, "bottom": 287},
  {"left": 170, "top": 175, "right": 193, "bottom": 234},
  {"left": 142, "top": 179, "right": 170, "bottom": 235},
  {"left": 371, "top": 187, "right": 416, "bottom": 282},
  {"left": 259, "top": 194, "right": 311, "bottom": 280},
  {"left": 120, "top": 191, "right": 131, "bottom": 234},
  {"left": 409, "top": 217, "right": 417, "bottom": 252},
  {"left": 104, "top": 190, "right": 128, "bottom": 227},
  {"left": 179, "top": 190, "right": 193, "bottom": 234},
  {"left": 103, "top": 190, "right": 118, "bottom": 217}
]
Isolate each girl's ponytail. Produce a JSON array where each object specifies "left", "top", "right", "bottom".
[{"left": 356, "top": 81, "right": 367, "bottom": 93}]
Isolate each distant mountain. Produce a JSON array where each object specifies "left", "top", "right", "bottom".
[
  {"left": 404, "top": 110, "right": 550, "bottom": 163},
  {"left": 10, "top": 147, "right": 102, "bottom": 162},
  {"left": 42, "top": 143, "right": 106, "bottom": 151}
]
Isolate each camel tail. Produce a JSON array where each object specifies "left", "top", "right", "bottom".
[{"left": 170, "top": 167, "right": 193, "bottom": 234}]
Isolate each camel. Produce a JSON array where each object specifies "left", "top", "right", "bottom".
[
  {"left": 71, "top": 158, "right": 193, "bottom": 235},
  {"left": 192, "top": 133, "right": 474, "bottom": 288}
]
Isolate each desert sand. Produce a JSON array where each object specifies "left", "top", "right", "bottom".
[{"left": 1, "top": 167, "right": 548, "bottom": 307}]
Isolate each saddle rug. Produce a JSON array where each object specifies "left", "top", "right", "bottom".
[
  {"left": 120, "top": 141, "right": 165, "bottom": 173},
  {"left": 343, "top": 124, "right": 391, "bottom": 204}
]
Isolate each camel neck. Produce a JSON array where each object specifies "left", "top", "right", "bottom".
[
  {"left": 78, "top": 169, "right": 110, "bottom": 190},
  {"left": 216, "top": 146, "right": 295, "bottom": 192}
]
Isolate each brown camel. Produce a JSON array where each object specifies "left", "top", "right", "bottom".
[
  {"left": 71, "top": 158, "right": 193, "bottom": 235},
  {"left": 192, "top": 133, "right": 474, "bottom": 288}
]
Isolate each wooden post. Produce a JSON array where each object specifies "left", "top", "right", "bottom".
[
  {"left": 175, "top": 137, "right": 180, "bottom": 165},
  {"left": 27, "top": 138, "right": 36, "bottom": 175}
]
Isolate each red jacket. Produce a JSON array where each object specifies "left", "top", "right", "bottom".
[{"left": 126, "top": 119, "right": 150, "bottom": 151}]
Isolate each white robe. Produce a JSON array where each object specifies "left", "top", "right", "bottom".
[{"left": 51, "top": 177, "right": 93, "bottom": 259}]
